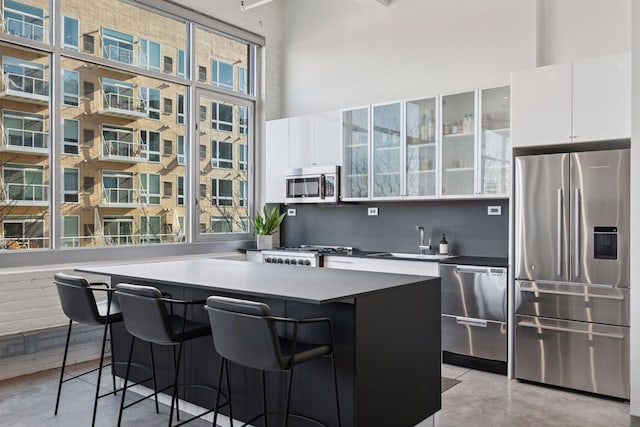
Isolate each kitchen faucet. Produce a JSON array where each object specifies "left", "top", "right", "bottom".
[{"left": 415, "top": 225, "right": 431, "bottom": 255}]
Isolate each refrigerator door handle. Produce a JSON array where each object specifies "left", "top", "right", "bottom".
[
  {"left": 519, "top": 286, "right": 624, "bottom": 301},
  {"left": 557, "top": 188, "right": 563, "bottom": 277},
  {"left": 575, "top": 188, "right": 581, "bottom": 279},
  {"left": 456, "top": 316, "right": 488, "bottom": 328},
  {"left": 517, "top": 320, "right": 624, "bottom": 340}
]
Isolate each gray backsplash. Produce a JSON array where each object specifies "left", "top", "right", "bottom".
[{"left": 279, "top": 199, "right": 509, "bottom": 257}]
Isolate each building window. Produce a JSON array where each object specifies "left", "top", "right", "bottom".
[
  {"left": 239, "top": 106, "right": 248, "bottom": 135},
  {"left": 211, "top": 60, "right": 233, "bottom": 90},
  {"left": 177, "top": 135, "right": 185, "bottom": 165},
  {"left": 63, "top": 168, "right": 79, "bottom": 203},
  {"left": 140, "top": 130, "right": 161, "bottom": 162},
  {"left": 199, "top": 105, "right": 207, "bottom": 121},
  {"left": 198, "top": 65, "right": 207, "bottom": 82},
  {"left": 163, "top": 139, "right": 172, "bottom": 155},
  {"left": 210, "top": 216, "right": 232, "bottom": 233},
  {"left": 140, "top": 87, "right": 161, "bottom": 119},
  {"left": 177, "top": 176, "right": 185, "bottom": 206},
  {"left": 62, "top": 70, "right": 79, "bottom": 106},
  {"left": 2, "top": 163, "right": 46, "bottom": 203},
  {"left": 62, "top": 216, "right": 80, "bottom": 247},
  {"left": 163, "top": 181, "right": 172, "bottom": 197},
  {"left": 1, "top": 56, "right": 48, "bottom": 99},
  {"left": 102, "top": 171, "right": 135, "bottom": 205},
  {"left": 177, "top": 49, "right": 186, "bottom": 78},
  {"left": 239, "top": 66, "right": 247, "bottom": 94},
  {"left": 103, "top": 216, "right": 134, "bottom": 245},
  {"left": 199, "top": 183, "right": 207, "bottom": 198},
  {"left": 163, "top": 56, "right": 173, "bottom": 74},
  {"left": 140, "top": 216, "right": 162, "bottom": 243},
  {"left": 63, "top": 119, "right": 79, "bottom": 155},
  {"left": 211, "top": 179, "right": 233, "bottom": 206},
  {"left": 211, "top": 140, "right": 233, "bottom": 169},
  {"left": 102, "top": 78, "right": 137, "bottom": 112},
  {"left": 140, "top": 173, "right": 161, "bottom": 205},
  {"left": 2, "top": 215, "right": 45, "bottom": 249},
  {"left": 2, "top": 110, "right": 47, "bottom": 151},
  {"left": 239, "top": 181, "right": 248, "bottom": 207},
  {"left": 140, "top": 38, "right": 161, "bottom": 71},
  {"left": 199, "top": 144, "right": 206, "bottom": 160},
  {"left": 62, "top": 16, "right": 79, "bottom": 50},
  {"left": 211, "top": 102, "right": 233, "bottom": 132},
  {"left": 163, "top": 98, "right": 172, "bottom": 115},
  {"left": 2, "top": 0, "right": 45, "bottom": 42},
  {"left": 238, "top": 144, "right": 247, "bottom": 171},
  {"left": 177, "top": 94, "right": 185, "bottom": 124},
  {"left": 102, "top": 124, "right": 139, "bottom": 159},
  {"left": 102, "top": 27, "right": 134, "bottom": 65}
]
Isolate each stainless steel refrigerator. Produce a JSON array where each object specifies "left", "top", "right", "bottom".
[{"left": 514, "top": 149, "right": 630, "bottom": 399}]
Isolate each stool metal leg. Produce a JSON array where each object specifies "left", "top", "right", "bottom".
[
  {"left": 261, "top": 370, "right": 268, "bottom": 427},
  {"left": 54, "top": 320, "right": 73, "bottom": 415},
  {"left": 213, "top": 357, "right": 225, "bottom": 427},
  {"left": 117, "top": 336, "right": 136, "bottom": 427},
  {"left": 91, "top": 319, "right": 111, "bottom": 426},
  {"left": 169, "top": 340, "right": 185, "bottom": 426},
  {"left": 330, "top": 353, "right": 341, "bottom": 427},
  {"left": 225, "top": 359, "right": 233, "bottom": 427},
  {"left": 149, "top": 342, "right": 159, "bottom": 414},
  {"left": 109, "top": 323, "right": 117, "bottom": 394},
  {"left": 283, "top": 364, "right": 295, "bottom": 427}
]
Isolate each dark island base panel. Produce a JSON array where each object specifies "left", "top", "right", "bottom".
[
  {"left": 109, "top": 276, "right": 441, "bottom": 427},
  {"left": 442, "top": 351, "right": 507, "bottom": 376}
]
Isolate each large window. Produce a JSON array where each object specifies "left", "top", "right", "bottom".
[{"left": 1, "top": 0, "right": 258, "bottom": 252}]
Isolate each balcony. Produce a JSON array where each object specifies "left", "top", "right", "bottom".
[
  {"left": 1, "top": 127, "right": 49, "bottom": 155},
  {"left": 0, "top": 182, "right": 48, "bottom": 206},
  {"left": 100, "top": 138, "right": 149, "bottom": 163},
  {"left": 1, "top": 236, "right": 48, "bottom": 250},
  {"left": 0, "top": 71, "right": 49, "bottom": 105},
  {"left": 1, "top": 17, "right": 46, "bottom": 43},
  {"left": 99, "top": 91, "right": 147, "bottom": 119},
  {"left": 102, "top": 44, "right": 135, "bottom": 66},
  {"left": 99, "top": 187, "right": 141, "bottom": 208}
]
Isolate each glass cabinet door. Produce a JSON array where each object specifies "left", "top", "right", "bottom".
[
  {"left": 441, "top": 91, "right": 475, "bottom": 196},
  {"left": 372, "top": 102, "right": 401, "bottom": 198},
  {"left": 480, "top": 86, "right": 511, "bottom": 196},
  {"left": 405, "top": 97, "right": 437, "bottom": 197},
  {"left": 342, "top": 107, "right": 369, "bottom": 199}
]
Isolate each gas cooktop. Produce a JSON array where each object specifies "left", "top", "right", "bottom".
[{"left": 273, "top": 245, "right": 353, "bottom": 254}]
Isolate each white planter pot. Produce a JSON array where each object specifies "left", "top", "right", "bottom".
[{"left": 257, "top": 234, "right": 277, "bottom": 250}]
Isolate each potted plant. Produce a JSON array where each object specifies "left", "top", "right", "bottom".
[{"left": 252, "top": 205, "right": 286, "bottom": 249}]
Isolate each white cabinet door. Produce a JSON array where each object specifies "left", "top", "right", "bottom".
[
  {"left": 312, "top": 110, "right": 341, "bottom": 166},
  {"left": 288, "top": 115, "right": 314, "bottom": 168},
  {"left": 572, "top": 52, "right": 631, "bottom": 143},
  {"left": 324, "top": 256, "right": 440, "bottom": 277},
  {"left": 511, "top": 62, "right": 572, "bottom": 147},
  {"left": 265, "top": 118, "right": 289, "bottom": 203}
]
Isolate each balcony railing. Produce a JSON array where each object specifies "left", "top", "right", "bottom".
[
  {"left": 1, "top": 127, "right": 49, "bottom": 154},
  {"left": 100, "top": 187, "right": 139, "bottom": 206},
  {"left": 101, "top": 138, "right": 149, "bottom": 163},
  {"left": 0, "top": 182, "right": 48, "bottom": 205},
  {"left": 102, "top": 44, "right": 134, "bottom": 65},
  {"left": 0, "top": 236, "right": 48, "bottom": 250},
  {"left": 1, "top": 17, "right": 46, "bottom": 43},
  {"left": 100, "top": 91, "right": 147, "bottom": 118},
  {"left": 0, "top": 71, "right": 49, "bottom": 104}
]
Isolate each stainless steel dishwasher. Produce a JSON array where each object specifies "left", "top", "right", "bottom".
[{"left": 440, "top": 264, "right": 507, "bottom": 370}]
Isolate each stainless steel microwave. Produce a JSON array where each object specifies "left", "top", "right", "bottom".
[{"left": 285, "top": 166, "right": 340, "bottom": 204}]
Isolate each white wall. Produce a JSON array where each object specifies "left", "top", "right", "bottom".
[
  {"left": 630, "top": 1, "right": 639, "bottom": 417},
  {"left": 281, "top": 0, "right": 537, "bottom": 116},
  {"left": 537, "top": 0, "right": 631, "bottom": 66}
]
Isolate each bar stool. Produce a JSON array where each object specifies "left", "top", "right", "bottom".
[
  {"left": 115, "top": 283, "right": 226, "bottom": 427},
  {"left": 205, "top": 296, "right": 341, "bottom": 427},
  {"left": 53, "top": 272, "right": 123, "bottom": 427}
]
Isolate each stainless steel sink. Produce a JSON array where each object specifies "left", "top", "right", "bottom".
[{"left": 368, "top": 252, "right": 457, "bottom": 261}]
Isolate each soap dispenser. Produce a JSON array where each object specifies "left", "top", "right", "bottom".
[{"left": 439, "top": 233, "right": 449, "bottom": 255}]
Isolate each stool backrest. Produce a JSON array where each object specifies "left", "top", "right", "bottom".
[
  {"left": 54, "top": 273, "right": 102, "bottom": 325},
  {"left": 115, "top": 283, "right": 174, "bottom": 345},
  {"left": 205, "top": 296, "right": 285, "bottom": 371}
]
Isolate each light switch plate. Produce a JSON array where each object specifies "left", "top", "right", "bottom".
[
  {"left": 368, "top": 207, "right": 379, "bottom": 216},
  {"left": 287, "top": 208, "right": 297, "bottom": 216},
  {"left": 487, "top": 206, "right": 502, "bottom": 216}
]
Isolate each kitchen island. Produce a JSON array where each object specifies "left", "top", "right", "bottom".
[{"left": 77, "top": 258, "right": 441, "bottom": 427}]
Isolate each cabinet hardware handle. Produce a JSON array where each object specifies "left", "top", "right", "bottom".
[{"left": 455, "top": 316, "right": 487, "bottom": 327}]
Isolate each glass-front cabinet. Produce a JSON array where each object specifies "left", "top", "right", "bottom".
[
  {"left": 372, "top": 102, "right": 402, "bottom": 198},
  {"left": 479, "top": 86, "right": 511, "bottom": 195},
  {"left": 342, "top": 107, "right": 370, "bottom": 199},
  {"left": 441, "top": 91, "right": 476, "bottom": 196},
  {"left": 405, "top": 97, "right": 437, "bottom": 198}
]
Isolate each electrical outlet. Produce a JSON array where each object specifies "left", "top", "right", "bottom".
[
  {"left": 368, "top": 207, "right": 379, "bottom": 216},
  {"left": 287, "top": 208, "right": 297, "bottom": 216},
  {"left": 487, "top": 206, "right": 502, "bottom": 216}
]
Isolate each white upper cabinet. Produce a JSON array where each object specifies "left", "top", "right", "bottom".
[
  {"left": 572, "top": 52, "right": 631, "bottom": 143},
  {"left": 288, "top": 115, "right": 314, "bottom": 168},
  {"left": 511, "top": 63, "right": 572, "bottom": 147},
  {"left": 265, "top": 118, "right": 289, "bottom": 203},
  {"left": 511, "top": 52, "right": 630, "bottom": 148},
  {"left": 312, "top": 110, "right": 341, "bottom": 166},
  {"left": 405, "top": 97, "right": 438, "bottom": 198},
  {"left": 372, "top": 102, "right": 403, "bottom": 199},
  {"left": 341, "top": 106, "right": 371, "bottom": 200}
]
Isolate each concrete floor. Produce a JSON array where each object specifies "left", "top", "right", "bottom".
[{"left": 0, "top": 360, "right": 636, "bottom": 427}]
